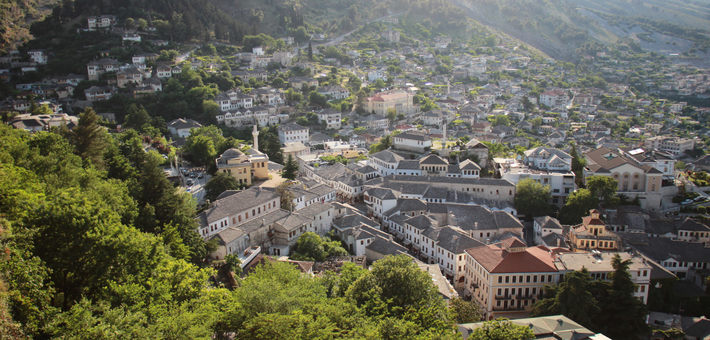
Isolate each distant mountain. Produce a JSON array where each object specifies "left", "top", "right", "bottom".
[{"left": 443, "top": 0, "right": 710, "bottom": 60}]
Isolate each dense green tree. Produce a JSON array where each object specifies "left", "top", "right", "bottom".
[
  {"left": 587, "top": 175, "right": 619, "bottom": 207},
  {"left": 124, "top": 104, "right": 152, "bottom": 132},
  {"left": 493, "top": 114, "right": 510, "bottom": 126},
  {"left": 204, "top": 172, "right": 241, "bottom": 202},
  {"left": 259, "top": 128, "right": 284, "bottom": 164},
  {"left": 291, "top": 232, "right": 348, "bottom": 262},
  {"left": 468, "top": 318, "right": 535, "bottom": 340},
  {"left": 514, "top": 178, "right": 552, "bottom": 220},
  {"left": 531, "top": 269, "right": 599, "bottom": 329},
  {"left": 346, "top": 254, "right": 449, "bottom": 320},
  {"left": 449, "top": 297, "right": 483, "bottom": 324},
  {"left": 595, "top": 254, "right": 649, "bottom": 339},
  {"left": 559, "top": 188, "right": 597, "bottom": 224},
  {"left": 66, "top": 108, "right": 107, "bottom": 168},
  {"left": 282, "top": 154, "right": 298, "bottom": 180}
]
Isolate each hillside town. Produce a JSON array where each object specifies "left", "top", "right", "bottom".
[{"left": 3, "top": 9, "right": 710, "bottom": 340}]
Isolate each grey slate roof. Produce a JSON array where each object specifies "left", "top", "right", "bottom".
[
  {"left": 333, "top": 213, "right": 380, "bottom": 231},
  {"left": 533, "top": 216, "right": 563, "bottom": 230},
  {"left": 428, "top": 203, "right": 523, "bottom": 232},
  {"left": 196, "top": 188, "right": 280, "bottom": 228},
  {"left": 366, "top": 234, "right": 408, "bottom": 256},
  {"left": 419, "top": 154, "right": 448, "bottom": 165},
  {"left": 395, "top": 131, "right": 429, "bottom": 141},
  {"left": 279, "top": 122, "right": 307, "bottom": 132},
  {"left": 626, "top": 237, "right": 710, "bottom": 263},
  {"left": 423, "top": 226, "right": 484, "bottom": 254},
  {"left": 676, "top": 218, "right": 710, "bottom": 232},
  {"left": 384, "top": 198, "right": 428, "bottom": 216},
  {"left": 397, "top": 160, "right": 420, "bottom": 170},
  {"left": 295, "top": 202, "right": 332, "bottom": 218},
  {"left": 365, "top": 187, "right": 399, "bottom": 200},
  {"left": 405, "top": 215, "right": 438, "bottom": 230},
  {"left": 371, "top": 149, "right": 405, "bottom": 163}
]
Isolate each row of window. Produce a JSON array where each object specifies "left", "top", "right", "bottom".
[{"left": 497, "top": 274, "right": 555, "bottom": 284}]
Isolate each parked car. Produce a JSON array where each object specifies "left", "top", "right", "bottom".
[
  {"left": 198, "top": 173, "right": 204, "bottom": 179},
  {"left": 695, "top": 196, "right": 707, "bottom": 202},
  {"left": 682, "top": 199, "right": 694, "bottom": 205},
  {"left": 187, "top": 179, "right": 193, "bottom": 186}
]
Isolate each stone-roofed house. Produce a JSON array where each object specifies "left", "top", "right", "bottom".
[
  {"left": 294, "top": 202, "right": 335, "bottom": 235},
  {"left": 533, "top": 216, "right": 563, "bottom": 246},
  {"left": 167, "top": 118, "right": 202, "bottom": 138},
  {"left": 621, "top": 234, "right": 710, "bottom": 279},
  {"left": 392, "top": 131, "right": 432, "bottom": 153},
  {"left": 381, "top": 175, "right": 516, "bottom": 202},
  {"left": 369, "top": 149, "right": 406, "bottom": 176},
  {"left": 420, "top": 226, "right": 485, "bottom": 287},
  {"left": 464, "top": 139, "right": 489, "bottom": 168},
  {"left": 278, "top": 122, "right": 309, "bottom": 144},
  {"left": 196, "top": 187, "right": 281, "bottom": 239},
  {"left": 291, "top": 185, "right": 336, "bottom": 211},
  {"left": 87, "top": 58, "right": 121, "bottom": 81},
  {"left": 676, "top": 218, "right": 710, "bottom": 246}
]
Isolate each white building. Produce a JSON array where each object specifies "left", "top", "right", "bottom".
[
  {"left": 87, "top": 15, "right": 117, "bottom": 30},
  {"left": 495, "top": 157, "right": 576, "bottom": 207},
  {"left": 27, "top": 50, "right": 47, "bottom": 64},
  {"left": 392, "top": 131, "right": 432, "bottom": 153},
  {"left": 539, "top": 89, "right": 568, "bottom": 107},
  {"left": 278, "top": 122, "right": 309, "bottom": 144},
  {"left": 532, "top": 216, "right": 563, "bottom": 246},
  {"left": 317, "top": 85, "right": 350, "bottom": 101},
  {"left": 369, "top": 149, "right": 405, "bottom": 176},
  {"left": 316, "top": 108, "right": 342, "bottom": 130},
  {"left": 167, "top": 118, "right": 202, "bottom": 138},
  {"left": 421, "top": 226, "right": 484, "bottom": 287}
]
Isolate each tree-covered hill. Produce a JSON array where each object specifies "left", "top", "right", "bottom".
[{"left": 0, "top": 0, "right": 61, "bottom": 52}]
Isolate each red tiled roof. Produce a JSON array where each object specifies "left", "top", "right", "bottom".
[
  {"left": 502, "top": 237, "right": 526, "bottom": 249},
  {"left": 466, "top": 245, "right": 557, "bottom": 274},
  {"left": 582, "top": 216, "right": 605, "bottom": 226}
]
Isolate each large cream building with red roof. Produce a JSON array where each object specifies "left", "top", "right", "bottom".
[
  {"left": 463, "top": 237, "right": 563, "bottom": 320},
  {"left": 362, "top": 90, "right": 416, "bottom": 115}
]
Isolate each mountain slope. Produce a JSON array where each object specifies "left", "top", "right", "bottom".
[{"left": 0, "top": 0, "right": 60, "bottom": 52}]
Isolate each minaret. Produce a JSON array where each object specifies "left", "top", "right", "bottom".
[
  {"left": 252, "top": 125, "right": 259, "bottom": 152},
  {"left": 442, "top": 118, "right": 447, "bottom": 149}
]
